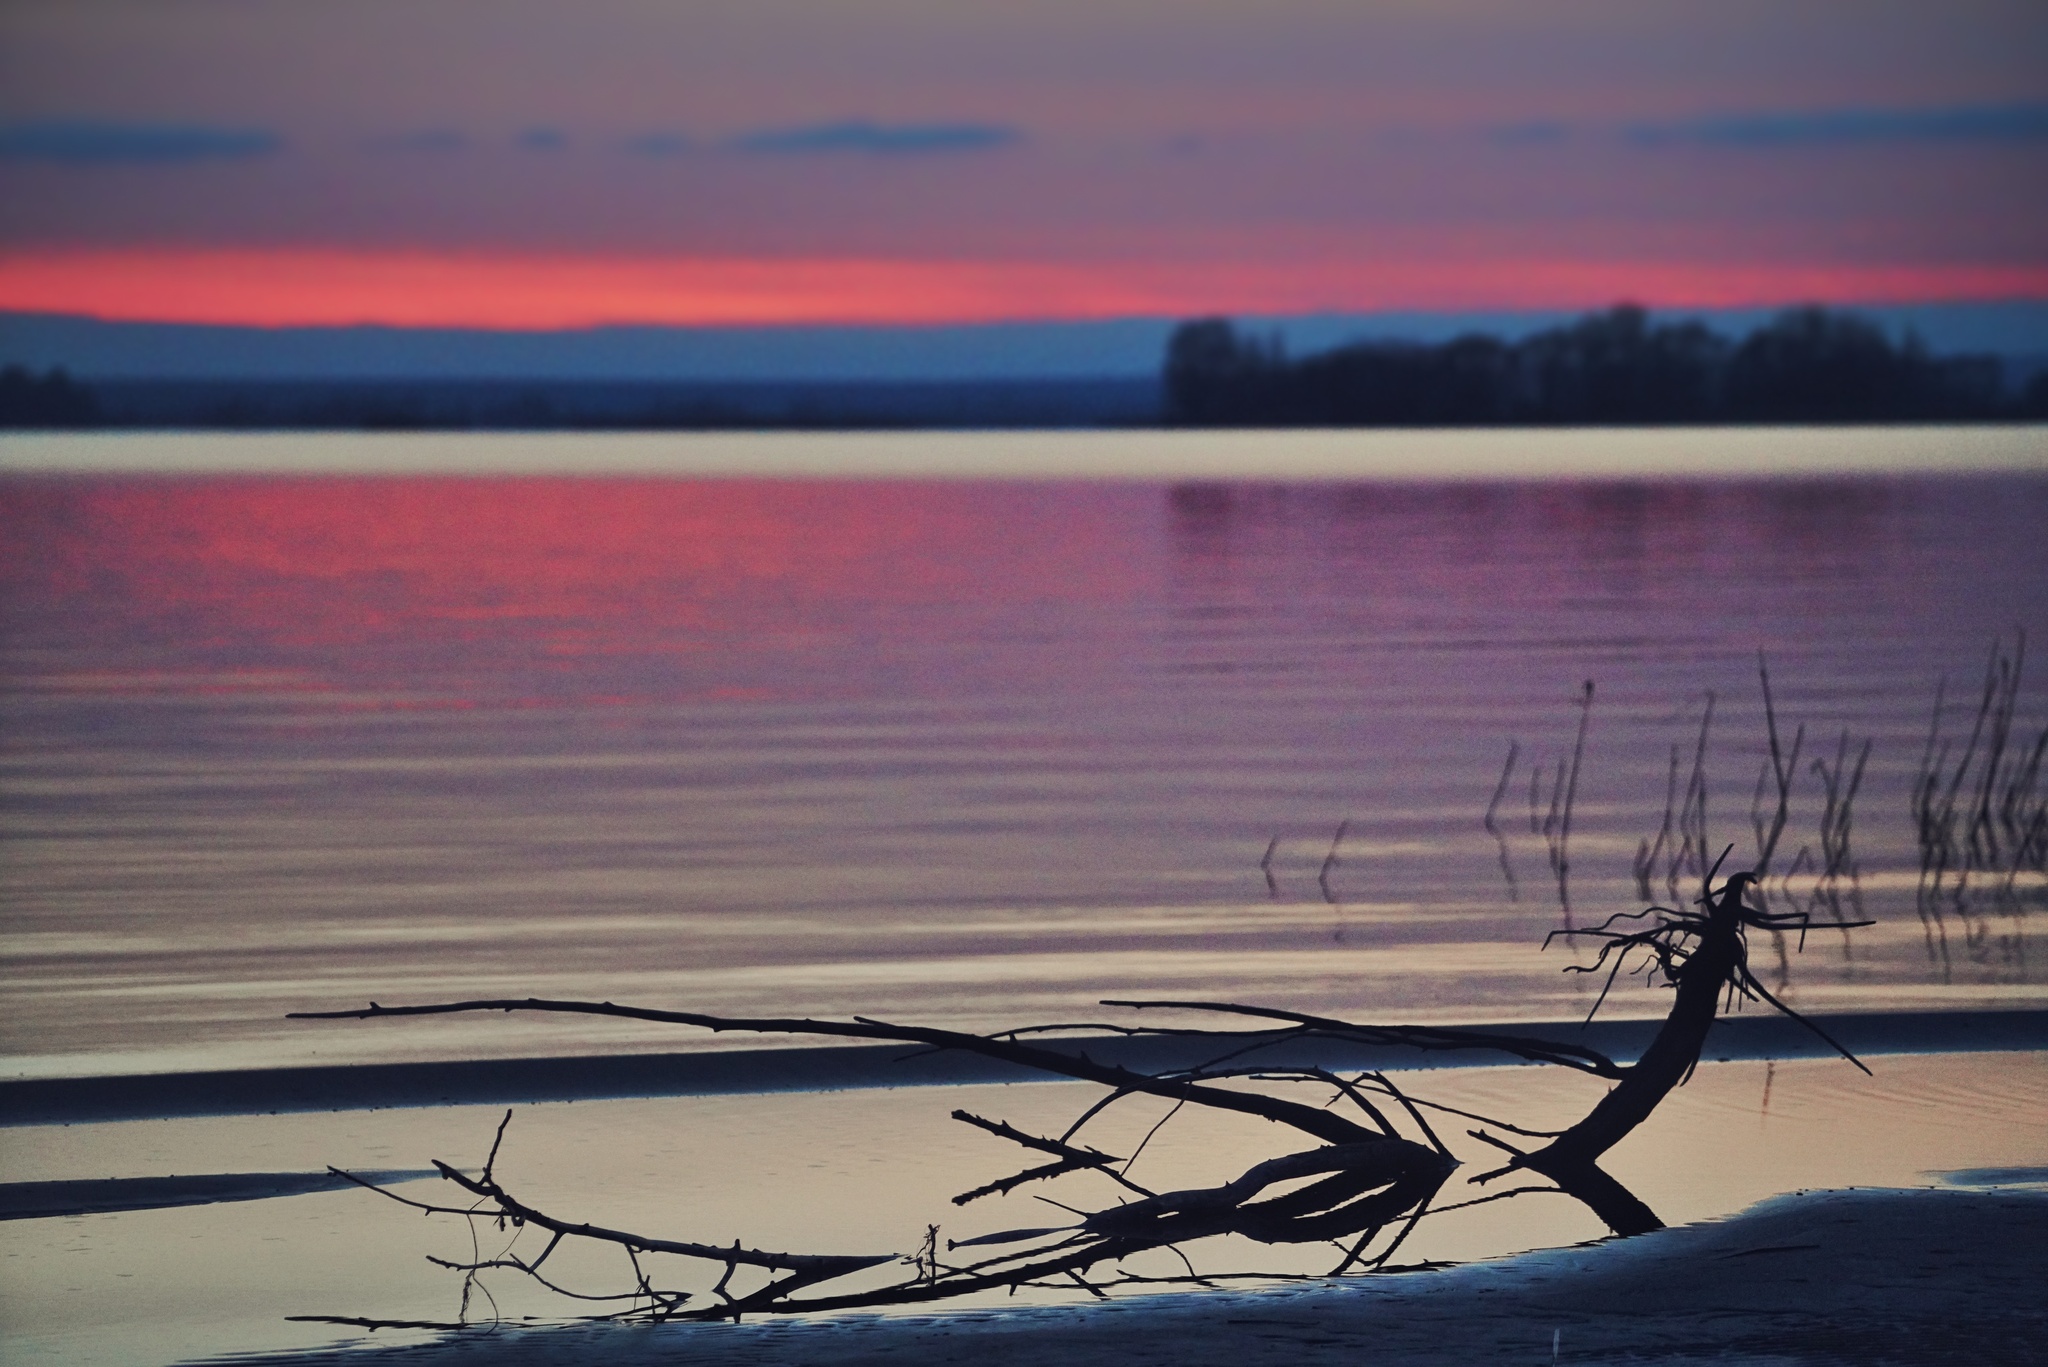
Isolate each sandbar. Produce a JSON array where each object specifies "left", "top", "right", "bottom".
[{"left": 208, "top": 1186, "right": 2048, "bottom": 1366}]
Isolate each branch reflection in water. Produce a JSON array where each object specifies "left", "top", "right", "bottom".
[{"left": 293, "top": 854, "right": 1865, "bottom": 1325}]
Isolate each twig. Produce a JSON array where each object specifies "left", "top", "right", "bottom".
[
  {"left": 293, "top": 999, "right": 1389, "bottom": 1147},
  {"left": 1485, "top": 741, "right": 1521, "bottom": 901},
  {"left": 1318, "top": 820, "right": 1349, "bottom": 902}
]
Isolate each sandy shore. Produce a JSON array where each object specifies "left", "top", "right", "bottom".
[{"left": 205, "top": 1187, "right": 2047, "bottom": 1366}]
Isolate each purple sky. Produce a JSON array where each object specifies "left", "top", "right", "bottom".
[{"left": 1, "top": 2, "right": 2044, "bottom": 324}]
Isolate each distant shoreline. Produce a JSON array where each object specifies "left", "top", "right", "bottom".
[
  {"left": 8, "top": 304, "right": 2048, "bottom": 432},
  {"left": 1, "top": 372, "right": 2043, "bottom": 434},
  {"left": 7, "top": 301, "right": 2048, "bottom": 434},
  {"left": 3, "top": 374, "right": 1169, "bottom": 433}
]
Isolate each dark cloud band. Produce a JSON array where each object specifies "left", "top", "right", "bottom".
[
  {"left": 0, "top": 121, "right": 281, "bottom": 165},
  {"left": 1626, "top": 102, "right": 2048, "bottom": 148},
  {"left": 729, "top": 121, "right": 1020, "bottom": 155}
]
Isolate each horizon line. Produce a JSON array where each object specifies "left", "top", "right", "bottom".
[
  {"left": 5, "top": 248, "right": 2046, "bottom": 331},
  {"left": 9, "top": 296, "right": 2048, "bottom": 342}
]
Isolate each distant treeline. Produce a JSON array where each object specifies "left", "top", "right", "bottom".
[
  {"left": 7, "top": 308, "right": 2046, "bottom": 431},
  {"left": 0, "top": 364, "right": 100, "bottom": 427},
  {"left": 0, "top": 372, "right": 1160, "bottom": 431},
  {"left": 1165, "top": 306, "right": 2048, "bottom": 427}
]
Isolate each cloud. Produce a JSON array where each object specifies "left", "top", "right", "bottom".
[
  {"left": 622, "top": 132, "right": 693, "bottom": 156},
  {"left": 1625, "top": 103, "right": 2048, "bottom": 148},
  {"left": 364, "top": 129, "right": 468, "bottom": 153},
  {"left": 0, "top": 120, "right": 280, "bottom": 165},
  {"left": 517, "top": 128, "right": 567, "bottom": 151},
  {"left": 1488, "top": 121, "right": 1571, "bottom": 147},
  {"left": 728, "top": 120, "right": 1019, "bottom": 155}
]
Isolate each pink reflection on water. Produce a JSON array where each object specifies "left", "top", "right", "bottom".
[
  {"left": 3, "top": 467, "right": 2044, "bottom": 1076},
  {"left": 3, "top": 477, "right": 1160, "bottom": 706}
]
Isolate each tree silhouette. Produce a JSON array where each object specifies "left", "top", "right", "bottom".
[
  {"left": 0, "top": 365, "right": 98, "bottom": 427},
  {"left": 1163, "top": 305, "right": 2020, "bottom": 427}
]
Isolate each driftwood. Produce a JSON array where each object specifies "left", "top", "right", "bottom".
[
  {"left": 290, "top": 855, "right": 1865, "bottom": 1324},
  {"left": 288, "top": 661, "right": 1910, "bottom": 1326},
  {"left": 292, "top": 998, "right": 1473, "bottom": 1318}
]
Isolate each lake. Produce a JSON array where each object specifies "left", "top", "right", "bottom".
[
  {"left": 2, "top": 427, "right": 2047, "bottom": 1365},
  {"left": 2, "top": 428, "right": 2043, "bottom": 1078}
]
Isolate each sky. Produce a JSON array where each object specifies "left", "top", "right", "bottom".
[{"left": 2, "top": 1, "right": 2046, "bottom": 329}]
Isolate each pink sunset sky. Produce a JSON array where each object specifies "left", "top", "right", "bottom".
[{"left": 1, "top": 0, "right": 2044, "bottom": 329}]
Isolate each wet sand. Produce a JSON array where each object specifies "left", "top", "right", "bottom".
[
  {"left": 9, "top": 1009, "right": 2045, "bottom": 1125},
  {"left": 6, "top": 1046, "right": 2047, "bottom": 1366},
  {"left": 205, "top": 1186, "right": 2048, "bottom": 1366}
]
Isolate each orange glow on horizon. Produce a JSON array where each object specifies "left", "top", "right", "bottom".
[{"left": 3, "top": 248, "right": 2045, "bottom": 329}]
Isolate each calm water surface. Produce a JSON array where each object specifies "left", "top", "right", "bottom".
[{"left": 3, "top": 432, "right": 2045, "bottom": 1076}]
